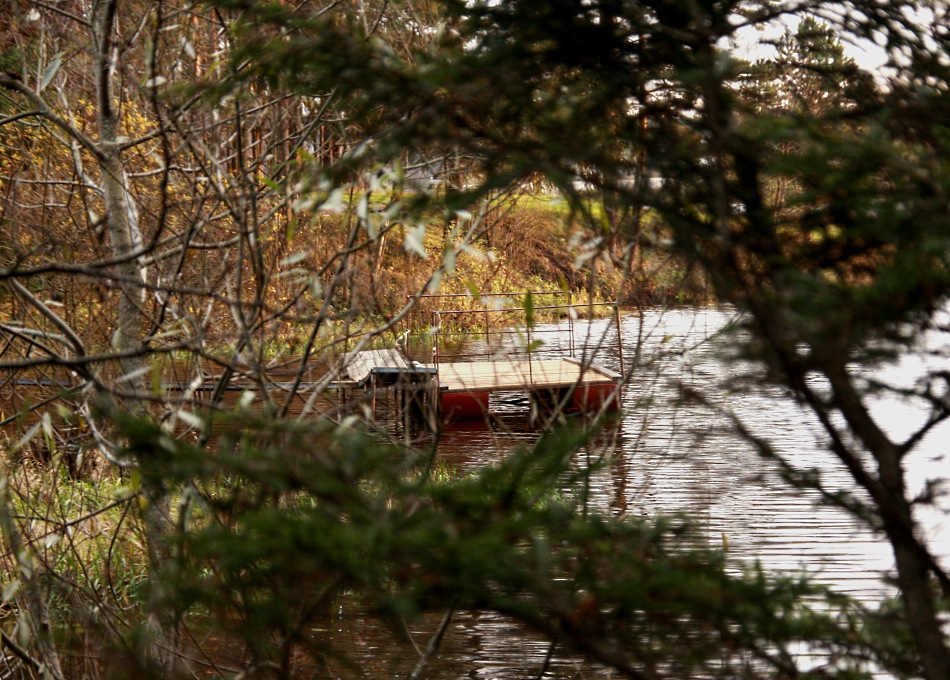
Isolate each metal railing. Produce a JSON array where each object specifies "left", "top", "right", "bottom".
[{"left": 405, "top": 292, "right": 625, "bottom": 376}]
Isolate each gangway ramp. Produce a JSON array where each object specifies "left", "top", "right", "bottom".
[{"left": 344, "top": 348, "right": 435, "bottom": 386}]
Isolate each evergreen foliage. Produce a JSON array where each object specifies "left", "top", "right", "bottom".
[
  {"left": 2, "top": 0, "right": 949, "bottom": 676},
  {"left": 114, "top": 408, "right": 919, "bottom": 678}
]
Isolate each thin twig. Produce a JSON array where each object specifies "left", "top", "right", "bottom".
[
  {"left": 0, "top": 629, "right": 41, "bottom": 671},
  {"left": 535, "top": 639, "right": 557, "bottom": 679},
  {"left": 409, "top": 601, "right": 456, "bottom": 680}
]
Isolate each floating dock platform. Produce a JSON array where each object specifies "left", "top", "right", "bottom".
[
  {"left": 343, "top": 292, "right": 625, "bottom": 427},
  {"left": 435, "top": 357, "right": 620, "bottom": 419},
  {"left": 344, "top": 350, "right": 621, "bottom": 425}
]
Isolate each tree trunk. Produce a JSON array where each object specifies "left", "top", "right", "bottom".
[
  {"left": 828, "top": 367, "right": 950, "bottom": 679},
  {"left": 92, "top": 0, "right": 181, "bottom": 674},
  {"left": 92, "top": 0, "right": 148, "bottom": 385}
]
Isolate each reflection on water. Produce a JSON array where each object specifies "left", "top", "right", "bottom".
[
  {"left": 313, "top": 606, "right": 604, "bottom": 679},
  {"left": 335, "top": 307, "right": 950, "bottom": 677},
  {"left": 437, "top": 308, "right": 903, "bottom": 597}
]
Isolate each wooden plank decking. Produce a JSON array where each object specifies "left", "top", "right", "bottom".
[
  {"left": 435, "top": 357, "right": 621, "bottom": 419},
  {"left": 344, "top": 349, "right": 409, "bottom": 384},
  {"left": 435, "top": 358, "right": 618, "bottom": 393},
  {"left": 344, "top": 350, "right": 622, "bottom": 422}
]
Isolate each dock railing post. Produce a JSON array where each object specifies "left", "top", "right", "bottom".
[
  {"left": 484, "top": 306, "right": 490, "bottom": 357},
  {"left": 432, "top": 311, "right": 442, "bottom": 367},
  {"left": 527, "top": 316, "right": 535, "bottom": 387},
  {"left": 615, "top": 304, "right": 625, "bottom": 377},
  {"left": 568, "top": 291, "right": 575, "bottom": 358},
  {"left": 370, "top": 373, "right": 377, "bottom": 423}
]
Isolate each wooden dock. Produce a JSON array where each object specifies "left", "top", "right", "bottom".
[
  {"left": 343, "top": 292, "right": 625, "bottom": 426},
  {"left": 436, "top": 357, "right": 621, "bottom": 419},
  {"left": 344, "top": 350, "right": 621, "bottom": 424},
  {"left": 436, "top": 358, "right": 617, "bottom": 392}
]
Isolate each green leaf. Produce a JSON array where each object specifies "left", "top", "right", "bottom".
[
  {"left": 39, "top": 52, "right": 62, "bottom": 92},
  {"left": 13, "top": 420, "right": 43, "bottom": 454},
  {"left": 259, "top": 176, "right": 280, "bottom": 191},
  {"left": 279, "top": 250, "right": 310, "bottom": 267},
  {"left": 464, "top": 279, "right": 481, "bottom": 297},
  {"left": 176, "top": 409, "right": 205, "bottom": 429},
  {"left": 16, "top": 612, "right": 31, "bottom": 648},
  {"left": 404, "top": 223, "right": 427, "bottom": 257},
  {"left": 2, "top": 580, "right": 20, "bottom": 604}
]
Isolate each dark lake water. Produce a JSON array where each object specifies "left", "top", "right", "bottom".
[
  {"left": 340, "top": 305, "right": 950, "bottom": 678},
  {"left": 5, "top": 306, "right": 947, "bottom": 678}
]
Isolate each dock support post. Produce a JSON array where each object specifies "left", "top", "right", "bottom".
[{"left": 370, "top": 374, "right": 377, "bottom": 423}]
